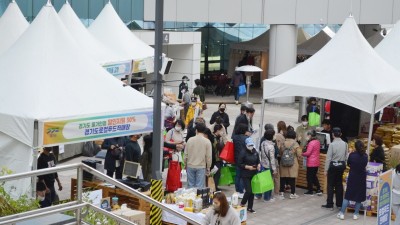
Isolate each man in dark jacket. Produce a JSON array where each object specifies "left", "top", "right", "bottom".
[
  {"left": 102, "top": 136, "right": 128, "bottom": 179},
  {"left": 232, "top": 124, "right": 250, "bottom": 197},
  {"left": 232, "top": 107, "right": 255, "bottom": 136},
  {"left": 37, "top": 147, "right": 62, "bottom": 207},
  {"left": 178, "top": 76, "right": 189, "bottom": 99},
  {"left": 125, "top": 134, "right": 142, "bottom": 163}
]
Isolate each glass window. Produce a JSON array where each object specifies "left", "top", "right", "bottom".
[{"left": 71, "top": 0, "right": 89, "bottom": 19}]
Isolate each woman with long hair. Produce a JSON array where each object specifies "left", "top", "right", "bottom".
[
  {"left": 337, "top": 140, "right": 368, "bottom": 220},
  {"left": 203, "top": 192, "right": 241, "bottom": 225}
]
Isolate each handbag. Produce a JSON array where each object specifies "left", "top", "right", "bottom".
[
  {"left": 166, "top": 161, "right": 182, "bottom": 192},
  {"left": 219, "top": 166, "right": 234, "bottom": 186},
  {"left": 238, "top": 84, "right": 246, "bottom": 96},
  {"left": 219, "top": 141, "right": 235, "bottom": 163},
  {"left": 251, "top": 170, "right": 274, "bottom": 194}
]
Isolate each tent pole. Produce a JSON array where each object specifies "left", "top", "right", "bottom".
[
  {"left": 31, "top": 120, "right": 39, "bottom": 198},
  {"left": 258, "top": 100, "right": 266, "bottom": 151},
  {"left": 364, "top": 94, "right": 377, "bottom": 225}
]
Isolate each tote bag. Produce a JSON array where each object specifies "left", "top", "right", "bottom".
[
  {"left": 219, "top": 141, "right": 235, "bottom": 163},
  {"left": 166, "top": 161, "right": 182, "bottom": 192},
  {"left": 238, "top": 84, "right": 247, "bottom": 96},
  {"left": 219, "top": 166, "right": 234, "bottom": 186},
  {"left": 251, "top": 170, "right": 274, "bottom": 194}
]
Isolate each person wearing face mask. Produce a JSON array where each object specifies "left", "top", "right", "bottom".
[
  {"left": 306, "top": 97, "right": 321, "bottom": 127},
  {"left": 165, "top": 120, "right": 186, "bottom": 147},
  {"left": 238, "top": 137, "right": 260, "bottom": 214},
  {"left": 296, "top": 115, "right": 311, "bottom": 148},
  {"left": 302, "top": 130, "right": 322, "bottom": 196},
  {"left": 185, "top": 96, "right": 202, "bottom": 127},
  {"left": 202, "top": 192, "right": 241, "bottom": 225},
  {"left": 212, "top": 124, "right": 228, "bottom": 191},
  {"left": 36, "top": 182, "right": 49, "bottom": 208},
  {"left": 178, "top": 76, "right": 189, "bottom": 99},
  {"left": 392, "top": 164, "right": 400, "bottom": 225},
  {"left": 209, "top": 116, "right": 228, "bottom": 140},
  {"left": 125, "top": 134, "right": 142, "bottom": 163},
  {"left": 180, "top": 87, "right": 191, "bottom": 121},
  {"left": 210, "top": 103, "right": 230, "bottom": 133}
]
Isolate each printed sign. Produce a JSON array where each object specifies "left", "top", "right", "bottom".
[
  {"left": 41, "top": 111, "right": 153, "bottom": 146},
  {"left": 103, "top": 60, "right": 133, "bottom": 78},
  {"left": 133, "top": 59, "right": 147, "bottom": 73},
  {"left": 377, "top": 169, "right": 393, "bottom": 225}
]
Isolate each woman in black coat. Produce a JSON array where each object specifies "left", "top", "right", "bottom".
[
  {"left": 370, "top": 135, "right": 387, "bottom": 171},
  {"left": 337, "top": 140, "right": 368, "bottom": 220},
  {"left": 238, "top": 137, "right": 260, "bottom": 214},
  {"left": 209, "top": 103, "right": 230, "bottom": 132}
]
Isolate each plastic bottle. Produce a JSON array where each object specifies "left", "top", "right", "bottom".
[
  {"left": 193, "top": 195, "right": 203, "bottom": 213},
  {"left": 231, "top": 192, "right": 239, "bottom": 208}
]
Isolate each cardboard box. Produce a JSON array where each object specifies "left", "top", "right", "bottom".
[
  {"left": 112, "top": 209, "right": 146, "bottom": 225},
  {"left": 390, "top": 145, "right": 400, "bottom": 162},
  {"left": 234, "top": 206, "right": 247, "bottom": 222},
  {"left": 366, "top": 162, "right": 383, "bottom": 176}
]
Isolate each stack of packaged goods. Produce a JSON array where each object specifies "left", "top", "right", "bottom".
[{"left": 364, "top": 162, "right": 383, "bottom": 212}]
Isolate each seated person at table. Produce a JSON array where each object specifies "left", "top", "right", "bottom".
[{"left": 203, "top": 192, "right": 240, "bottom": 225}]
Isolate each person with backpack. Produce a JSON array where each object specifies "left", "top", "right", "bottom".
[
  {"left": 279, "top": 130, "right": 302, "bottom": 199},
  {"left": 260, "top": 129, "right": 277, "bottom": 202},
  {"left": 302, "top": 130, "right": 323, "bottom": 196}
]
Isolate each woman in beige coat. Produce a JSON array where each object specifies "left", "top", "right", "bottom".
[
  {"left": 273, "top": 121, "right": 287, "bottom": 195},
  {"left": 278, "top": 129, "right": 302, "bottom": 199}
]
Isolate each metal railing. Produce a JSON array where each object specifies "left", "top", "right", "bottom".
[{"left": 0, "top": 163, "right": 201, "bottom": 225}]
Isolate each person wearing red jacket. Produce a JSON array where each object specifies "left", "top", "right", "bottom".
[{"left": 302, "top": 130, "right": 322, "bottom": 196}]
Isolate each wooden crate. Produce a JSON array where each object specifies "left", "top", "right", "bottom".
[
  {"left": 346, "top": 208, "right": 396, "bottom": 221},
  {"left": 296, "top": 154, "right": 327, "bottom": 193}
]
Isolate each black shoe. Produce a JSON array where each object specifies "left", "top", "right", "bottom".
[
  {"left": 316, "top": 190, "right": 323, "bottom": 196},
  {"left": 304, "top": 191, "right": 314, "bottom": 196},
  {"left": 321, "top": 204, "right": 334, "bottom": 210},
  {"left": 247, "top": 209, "right": 256, "bottom": 214}
]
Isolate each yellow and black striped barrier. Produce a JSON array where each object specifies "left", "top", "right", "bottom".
[{"left": 150, "top": 179, "right": 163, "bottom": 225}]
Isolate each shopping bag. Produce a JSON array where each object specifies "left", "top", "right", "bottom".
[
  {"left": 219, "top": 166, "right": 234, "bottom": 186},
  {"left": 308, "top": 112, "right": 320, "bottom": 126},
  {"left": 251, "top": 170, "right": 274, "bottom": 194},
  {"left": 238, "top": 84, "right": 247, "bottom": 96},
  {"left": 180, "top": 170, "right": 187, "bottom": 183},
  {"left": 228, "top": 165, "right": 236, "bottom": 181},
  {"left": 166, "top": 161, "right": 182, "bottom": 192},
  {"left": 219, "top": 141, "right": 235, "bottom": 163},
  {"left": 208, "top": 176, "right": 216, "bottom": 191}
]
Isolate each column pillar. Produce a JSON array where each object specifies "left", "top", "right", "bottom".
[{"left": 268, "top": 24, "right": 297, "bottom": 104}]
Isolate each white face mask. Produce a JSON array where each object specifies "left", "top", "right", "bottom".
[
  {"left": 191, "top": 102, "right": 197, "bottom": 106},
  {"left": 37, "top": 195, "right": 45, "bottom": 202},
  {"left": 246, "top": 146, "right": 253, "bottom": 150},
  {"left": 175, "top": 126, "right": 182, "bottom": 132},
  {"left": 302, "top": 122, "right": 308, "bottom": 126}
]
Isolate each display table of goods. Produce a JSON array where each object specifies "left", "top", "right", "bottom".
[
  {"left": 296, "top": 154, "right": 328, "bottom": 193},
  {"left": 343, "top": 163, "right": 396, "bottom": 221},
  {"left": 162, "top": 188, "right": 247, "bottom": 225},
  {"left": 70, "top": 178, "right": 151, "bottom": 224}
]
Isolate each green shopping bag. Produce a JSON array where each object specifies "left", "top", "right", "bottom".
[
  {"left": 308, "top": 112, "right": 320, "bottom": 126},
  {"left": 228, "top": 166, "right": 236, "bottom": 184},
  {"left": 219, "top": 167, "right": 234, "bottom": 186},
  {"left": 251, "top": 170, "right": 274, "bottom": 194}
]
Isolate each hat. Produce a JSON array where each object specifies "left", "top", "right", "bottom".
[
  {"left": 36, "top": 182, "right": 46, "bottom": 192},
  {"left": 332, "top": 127, "right": 341, "bottom": 135},
  {"left": 245, "top": 138, "right": 255, "bottom": 146},
  {"left": 309, "top": 97, "right": 317, "bottom": 102},
  {"left": 191, "top": 96, "right": 197, "bottom": 102}
]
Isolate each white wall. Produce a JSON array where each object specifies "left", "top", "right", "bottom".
[
  {"left": 144, "top": 0, "right": 400, "bottom": 24},
  {"left": 133, "top": 31, "right": 201, "bottom": 97}
]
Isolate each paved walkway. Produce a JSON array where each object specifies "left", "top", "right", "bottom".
[{"left": 56, "top": 101, "right": 377, "bottom": 225}]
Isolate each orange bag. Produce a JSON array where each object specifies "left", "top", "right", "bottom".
[{"left": 219, "top": 141, "right": 235, "bottom": 163}]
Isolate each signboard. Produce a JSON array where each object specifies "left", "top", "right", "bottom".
[
  {"left": 41, "top": 111, "right": 153, "bottom": 146},
  {"left": 132, "top": 59, "right": 147, "bottom": 73},
  {"left": 377, "top": 169, "right": 393, "bottom": 225},
  {"left": 103, "top": 60, "right": 133, "bottom": 78}
]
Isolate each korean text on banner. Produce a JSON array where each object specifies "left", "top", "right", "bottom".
[
  {"left": 41, "top": 111, "right": 153, "bottom": 146},
  {"left": 377, "top": 169, "right": 393, "bottom": 225},
  {"left": 102, "top": 60, "right": 133, "bottom": 78}
]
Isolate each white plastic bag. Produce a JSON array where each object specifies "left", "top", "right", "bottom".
[{"left": 180, "top": 170, "right": 187, "bottom": 183}]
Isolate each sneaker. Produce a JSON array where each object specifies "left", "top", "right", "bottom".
[
  {"left": 263, "top": 198, "right": 275, "bottom": 203},
  {"left": 235, "top": 101, "right": 239, "bottom": 105},
  {"left": 321, "top": 204, "right": 334, "bottom": 210},
  {"left": 353, "top": 215, "right": 358, "bottom": 220},
  {"left": 254, "top": 195, "right": 260, "bottom": 200},
  {"left": 316, "top": 190, "right": 323, "bottom": 196},
  {"left": 238, "top": 193, "right": 244, "bottom": 199},
  {"left": 337, "top": 213, "right": 344, "bottom": 220},
  {"left": 289, "top": 193, "right": 299, "bottom": 199},
  {"left": 247, "top": 209, "right": 256, "bottom": 214},
  {"left": 279, "top": 192, "right": 285, "bottom": 200},
  {"left": 304, "top": 191, "right": 314, "bottom": 196}
]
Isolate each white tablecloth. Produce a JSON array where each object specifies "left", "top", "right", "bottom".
[{"left": 161, "top": 203, "right": 205, "bottom": 225}]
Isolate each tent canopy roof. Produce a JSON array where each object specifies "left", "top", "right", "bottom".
[
  {"left": 263, "top": 17, "right": 400, "bottom": 114},
  {"left": 58, "top": 2, "right": 128, "bottom": 65},
  {"left": 297, "top": 27, "right": 335, "bottom": 55},
  {"left": 0, "top": 4, "right": 153, "bottom": 147},
  {"left": 88, "top": 2, "right": 154, "bottom": 60},
  {"left": 375, "top": 21, "right": 400, "bottom": 71},
  {"left": 0, "top": 1, "right": 28, "bottom": 55}
]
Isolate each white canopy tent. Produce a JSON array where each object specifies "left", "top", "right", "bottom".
[
  {"left": 89, "top": 2, "right": 154, "bottom": 72},
  {"left": 58, "top": 1, "right": 132, "bottom": 77},
  {"left": 262, "top": 17, "right": 400, "bottom": 155},
  {"left": 297, "top": 27, "right": 335, "bottom": 55},
  {"left": 0, "top": 3, "right": 153, "bottom": 196},
  {"left": 375, "top": 21, "right": 400, "bottom": 71},
  {"left": 0, "top": 0, "right": 28, "bottom": 55}
]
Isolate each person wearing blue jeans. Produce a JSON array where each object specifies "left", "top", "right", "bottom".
[
  {"left": 186, "top": 167, "right": 206, "bottom": 188},
  {"left": 235, "top": 166, "right": 244, "bottom": 194},
  {"left": 259, "top": 129, "right": 277, "bottom": 202}
]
